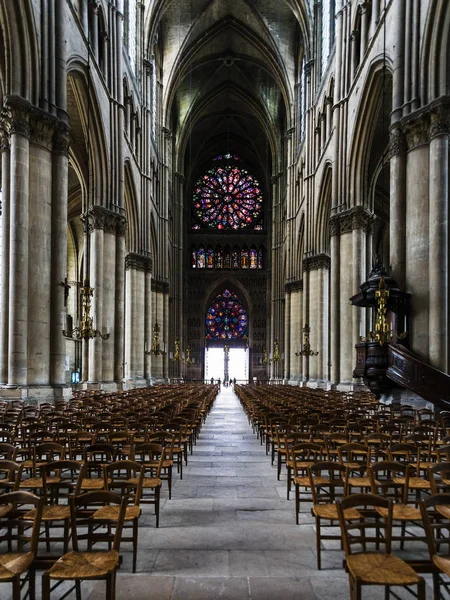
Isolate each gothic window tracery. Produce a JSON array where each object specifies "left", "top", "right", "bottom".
[
  {"left": 205, "top": 289, "right": 248, "bottom": 341},
  {"left": 192, "top": 156, "right": 263, "bottom": 230}
]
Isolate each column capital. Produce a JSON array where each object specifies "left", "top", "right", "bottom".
[
  {"left": 82, "top": 205, "right": 127, "bottom": 235},
  {"left": 404, "top": 116, "right": 430, "bottom": 151},
  {"left": 284, "top": 280, "right": 303, "bottom": 293},
  {"left": 53, "top": 123, "right": 71, "bottom": 156},
  {"left": 429, "top": 106, "right": 450, "bottom": 139},
  {"left": 0, "top": 116, "right": 9, "bottom": 151},
  {"left": 29, "top": 111, "right": 58, "bottom": 150},
  {"left": 125, "top": 252, "right": 152, "bottom": 272},
  {"left": 151, "top": 279, "right": 169, "bottom": 293},
  {"left": 389, "top": 124, "right": 407, "bottom": 157},
  {"left": 302, "top": 253, "right": 331, "bottom": 272},
  {"left": 329, "top": 205, "right": 375, "bottom": 236}
]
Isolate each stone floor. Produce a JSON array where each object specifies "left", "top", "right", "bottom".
[{"left": 4, "top": 386, "right": 436, "bottom": 599}]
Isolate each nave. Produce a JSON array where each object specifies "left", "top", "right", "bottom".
[{"left": 61, "top": 386, "right": 431, "bottom": 600}]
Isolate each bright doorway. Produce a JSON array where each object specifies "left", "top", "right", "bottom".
[
  {"left": 204, "top": 347, "right": 249, "bottom": 383},
  {"left": 229, "top": 348, "right": 248, "bottom": 383},
  {"left": 205, "top": 348, "right": 224, "bottom": 382}
]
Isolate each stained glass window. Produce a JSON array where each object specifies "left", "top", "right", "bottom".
[
  {"left": 250, "top": 248, "right": 257, "bottom": 269},
  {"left": 258, "top": 248, "right": 263, "bottom": 269},
  {"left": 191, "top": 247, "right": 197, "bottom": 268},
  {"left": 197, "top": 247, "right": 205, "bottom": 269},
  {"left": 232, "top": 248, "right": 239, "bottom": 269},
  {"left": 241, "top": 248, "right": 249, "bottom": 269},
  {"left": 224, "top": 248, "right": 231, "bottom": 269},
  {"left": 205, "top": 289, "right": 248, "bottom": 340},
  {"left": 193, "top": 161, "right": 263, "bottom": 230},
  {"left": 215, "top": 247, "right": 223, "bottom": 269},
  {"left": 206, "top": 247, "right": 214, "bottom": 268}
]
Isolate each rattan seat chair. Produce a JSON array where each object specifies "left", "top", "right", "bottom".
[
  {"left": 0, "top": 491, "right": 44, "bottom": 600},
  {"left": 337, "top": 493, "right": 425, "bottom": 600},
  {"left": 103, "top": 460, "right": 144, "bottom": 572},
  {"left": 41, "top": 491, "right": 126, "bottom": 600}
]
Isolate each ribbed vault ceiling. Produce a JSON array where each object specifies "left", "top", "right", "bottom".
[{"left": 147, "top": 0, "right": 310, "bottom": 182}]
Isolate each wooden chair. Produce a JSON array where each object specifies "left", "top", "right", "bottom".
[
  {"left": 337, "top": 493, "right": 425, "bottom": 600},
  {"left": 0, "top": 491, "right": 44, "bottom": 600},
  {"left": 103, "top": 460, "right": 144, "bottom": 572},
  {"left": 420, "top": 492, "right": 450, "bottom": 600},
  {"left": 132, "top": 443, "right": 164, "bottom": 526},
  {"left": 0, "top": 459, "right": 20, "bottom": 498},
  {"left": 309, "top": 461, "right": 356, "bottom": 569},
  {"left": 288, "top": 443, "right": 323, "bottom": 520},
  {"left": 23, "top": 460, "right": 83, "bottom": 557},
  {"left": 41, "top": 491, "right": 126, "bottom": 600},
  {"left": 369, "top": 460, "right": 424, "bottom": 550}
]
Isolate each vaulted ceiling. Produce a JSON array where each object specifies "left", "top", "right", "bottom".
[{"left": 146, "top": 0, "right": 311, "bottom": 186}]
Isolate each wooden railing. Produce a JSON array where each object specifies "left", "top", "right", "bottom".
[{"left": 387, "top": 344, "right": 450, "bottom": 408}]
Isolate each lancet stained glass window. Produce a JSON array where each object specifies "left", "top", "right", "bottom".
[
  {"left": 193, "top": 160, "right": 263, "bottom": 230},
  {"left": 205, "top": 289, "right": 248, "bottom": 340}
]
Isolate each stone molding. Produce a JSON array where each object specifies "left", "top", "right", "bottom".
[
  {"left": 151, "top": 279, "right": 169, "bottom": 293},
  {"left": 82, "top": 206, "right": 127, "bottom": 235},
  {"left": 29, "top": 113, "right": 58, "bottom": 150},
  {"left": 53, "top": 123, "right": 70, "bottom": 156},
  {"left": 0, "top": 118, "right": 9, "bottom": 152},
  {"left": 284, "top": 280, "right": 303, "bottom": 293},
  {"left": 329, "top": 206, "right": 375, "bottom": 237},
  {"left": 302, "top": 253, "right": 331, "bottom": 272},
  {"left": 125, "top": 252, "right": 152, "bottom": 273},
  {"left": 389, "top": 125, "right": 407, "bottom": 157},
  {"left": 405, "top": 117, "right": 429, "bottom": 151},
  {"left": 429, "top": 107, "right": 450, "bottom": 139}
]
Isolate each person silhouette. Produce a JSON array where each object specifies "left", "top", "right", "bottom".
[{"left": 218, "top": 377, "right": 221, "bottom": 388}]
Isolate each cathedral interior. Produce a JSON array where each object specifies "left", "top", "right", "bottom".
[
  {"left": 0, "top": 0, "right": 448, "bottom": 399},
  {"left": 0, "top": 1, "right": 449, "bottom": 596}
]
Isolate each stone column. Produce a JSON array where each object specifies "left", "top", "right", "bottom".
[
  {"left": 352, "top": 208, "right": 373, "bottom": 383},
  {"left": 389, "top": 125, "right": 407, "bottom": 288},
  {"left": 339, "top": 215, "right": 354, "bottom": 386},
  {"left": 284, "top": 290, "right": 291, "bottom": 381},
  {"left": 287, "top": 281, "right": 302, "bottom": 382},
  {"left": 124, "top": 253, "right": 147, "bottom": 384},
  {"left": 0, "top": 122, "right": 10, "bottom": 384},
  {"left": 405, "top": 119, "right": 430, "bottom": 356},
  {"left": 28, "top": 113, "right": 56, "bottom": 385},
  {"left": 7, "top": 102, "right": 31, "bottom": 386},
  {"left": 428, "top": 108, "right": 449, "bottom": 371},
  {"left": 329, "top": 216, "right": 341, "bottom": 385},
  {"left": 50, "top": 124, "right": 69, "bottom": 386},
  {"left": 144, "top": 266, "right": 153, "bottom": 382},
  {"left": 102, "top": 213, "right": 117, "bottom": 382},
  {"left": 114, "top": 219, "right": 126, "bottom": 382},
  {"left": 88, "top": 207, "right": 105, "bottom": 382}
]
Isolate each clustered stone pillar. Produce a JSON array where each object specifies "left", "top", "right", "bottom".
[
  {"left": 8, "top": 102, "right": 31, "bottom": 387},
  {"left": 329, "top": 207, "right": 373, "bottom": 388},
  {"left": 124, "top": 252, "right": 150, "bottom": 386},
  {"left": 405, "top": 119, "right": 430, "bottom": 356},
  {"left": 50, "top": 124, "right": 70, "bottom": 386},
  {"left": 0, "top": 120, "right": 11, "bottom": 385},
  {"left": 428, "top": 106, "right": 449, "bottom": 372}
]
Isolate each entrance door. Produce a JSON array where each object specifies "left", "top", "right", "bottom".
[
  {"left": 228, "top": 348, "right": 248, "bottom": 383},
  {"left": 205, "top": 348, "right": 225, "bottom": 382}
]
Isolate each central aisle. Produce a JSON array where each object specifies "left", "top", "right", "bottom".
[{"left": 95, "top": 387, "right": 352, "bottom": 599}]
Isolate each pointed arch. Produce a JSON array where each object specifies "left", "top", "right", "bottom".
[
  {"left": 348, "top": 59, "right": 392, "bottom": 209},
  {"left": 124, "top": 160, "right": 139, "bottom": 254},
  {"left": 315, "top": 162, "right": 333, "bottom": 254},
  {"left": 0, "top": 0, "right": 39, "bottom": 103},
  {"left": 421, "top": 0, "right": 450, "bottom": 102}
]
